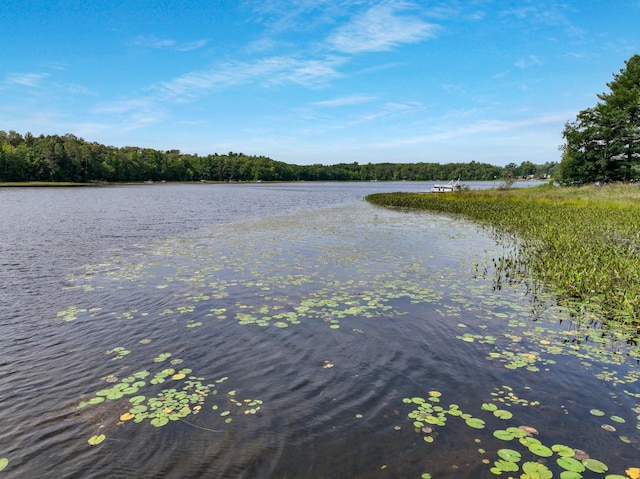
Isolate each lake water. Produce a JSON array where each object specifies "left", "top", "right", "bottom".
[{"left": 0, "top": 182, "right": 638, "bottom": 478}]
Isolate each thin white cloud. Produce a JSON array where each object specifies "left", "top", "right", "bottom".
[
  {"left": 515, "top": 55, "right": 543, "bottom": 69},
  {"left": 312, "top": 94, "right": 376, "bottom": 107},
  {"left": 93, "top": 98, "right": 158, "bottom": 115},
  {"left": 128, "top": 36, "right": 210, "bottom": 51},
  {"left": 65, "top": 83, "right": 96, "bottom": 96},
  {"left": 91, "top": 54, "right": 346, "bottom": 129},
  {"left": 249, "top": 0, "right": 353, "bottom": 34},
  {"left": 423, "top": 3, "right": 487, "bottom": 22},
  {"left": 356, "top": 100, "right": 422, "bottom": 123},
  {"left": 499, "top": 2, "right": 583, "bottom": 37},
  {"left": 6, "top": 72, "right": 49, "bottom": 87},
  {"left": 175, "top": 39, "right": 210, "bottom": 51},
  {"left": 375, "top": 113, "right": 569, "bottom": 147},
  {"left": 327, "top": 2, "right": 437, "bottom": 54},
  {"left": 154, "top": 55, "right": 346, "bottom": 102}
]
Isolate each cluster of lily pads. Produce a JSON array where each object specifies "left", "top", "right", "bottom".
[
  {"left": 78, "top": 347, "right": 263, "bottom": 446},
  {"left": 453, "top": 310, "right": 640, "bottom": 436},
  {"left": 58, "top": 216, "right": 458, "bottom": 333},
  {"left": 52, "top": 208, "right": 640, "bottom": 477},
  {"left": 403, "top": 388, "right": 639, "bottom": 478}
]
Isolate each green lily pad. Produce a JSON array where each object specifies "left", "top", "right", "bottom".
[
  {"left": 494, "top": 409, "right": 513, "bottom": 420},
  {"left": 589, "top": 409, "right": 605, "bottom": 417},
  {"left": 557, "top": 456, "right": 585, "bottom": 473},
  {"left": 494, "top": 429, "right": 515, "bottom": 441},
  {"left": 559, "top": 472, "right": 582, "bottom": 479},
  {"left": 528, "top": 443, "right": 553, "bottom": 458},
  {"left": 552, "top": 444, "right": 575, "bottom": 457},
  {"left": 497, "top": 448, "right": 521, "bottom": 462},
  {"left": 520, "top": 437, "right": 541, "bottom": 447},
  {"left": 582, "top": 458, "right": 608, "bottom": 473},
  {"left": 522, "top": 461, "right": 552, "bottom": 479},
  {"left": 0, "top": 458, "right": 8, "bottom": 472},
  {"left": 507, "top": 427, "right": 528, "bottom": 439},
  {"left": 150, "top": 416, "right": 169, "bottom": 427},
  {"left": 494, "top": 459, "right": 519, "bottom": 472},
  {"left": 88, "top": 434, "right": 106, "bottom": 446},
  {"left": 610, "top": 415, "right": 625, "bottom": 423},
  {"left": 465, "top": 417, "right": 485, "bottom": 429},
  {"left": 481, "top": 403, "right": 498, "bottom": 411}
]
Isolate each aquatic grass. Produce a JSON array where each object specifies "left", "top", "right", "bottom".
[{"left": 366, "top": 184, "right": 640, "bottom": 329}]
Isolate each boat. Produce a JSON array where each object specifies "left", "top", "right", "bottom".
[{"left": 431, "top": 179, "right": 464, "bottom": 193}]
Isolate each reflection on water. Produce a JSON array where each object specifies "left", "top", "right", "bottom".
[{"left": 0, "top": 183, "right": 638, "bottom": 478}]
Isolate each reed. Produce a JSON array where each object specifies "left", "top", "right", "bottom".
[{"left": 366, "top": 183, "right": 640, "bottom": 329}]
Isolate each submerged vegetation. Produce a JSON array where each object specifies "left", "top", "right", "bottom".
[
  {"left": 404, "top": 385, "right": 637, "bottom": 478},
  {"left": 53, "top": 198, "right": 640, "bottom": 477},
  {"left": 366, "top": 183, "right": 640, "bottom": 330}
]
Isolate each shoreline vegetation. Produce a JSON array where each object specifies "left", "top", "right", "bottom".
[
  {"left": 1, "top": 130, "right": 556, "bottom": 183},
  {"left": 365, "top": 183, "right": 640, "bottom": 332}
]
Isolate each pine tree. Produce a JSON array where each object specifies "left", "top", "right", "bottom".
[{"left": 559, "top": 55, "right": 640, "bottom": 184}]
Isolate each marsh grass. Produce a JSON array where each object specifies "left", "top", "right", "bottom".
[
  {"left": 366, "top": 183, "right": 640, "bottom": 330},
  {"left": 0, "top": 181, "right": 93, "bottom": 187}
]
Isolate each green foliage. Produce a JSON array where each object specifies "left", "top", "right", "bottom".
[
  {"left": 560, "top": 54, "right": 640, "bottom": 185},
  {"left": 366, "top": 184, "right": 640, "bottom": 327},
  {"left": 0, "top": 130, "right": 555, "bottom": 183}
]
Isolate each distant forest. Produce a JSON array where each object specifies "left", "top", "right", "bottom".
[{"left": 0, "top": 131, "right": 558, "bottom": 183}]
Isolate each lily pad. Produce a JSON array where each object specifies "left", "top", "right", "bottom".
[
  {"left": 88, "top": 434, "right": 106, "bottom": 446},
  {"left": 465, "top": 417, "right": 485, "bottom": 429},
  {"left": 521, "top": 461, "right": 552, "bottom": 479},
  {"left": 150, "top": 416, "right": 169, "bottom": 427},
  {"left": 0, "top": 458, "right": 8, "bottom": 472},
  {"left": 557, "top": 456, "right": 585, "bottom": 473},
  {"left": 497, "top": 448, "right": 521, "bottom": 462},
  {"left": 582, "top": 458, "right": 608, "bottom": 473},
  {"left": 494, "top": 429, "right": 515, "bottom": 441},
  {"left": 528, "top": 443, "right": 553, "bottom": 458},
  {"left": 559, "top": 472, "right": 582, "bottom": 479},
  {"left": 552, "top": 444, "right": 575, "bottom": 457},
  {"left": 494, "top": 409, "right": 513, "bottom": 420},
  {"left": 493, "top": 459, "right": 519, "bottom": 472},
  {"left": 626, "top": 468, "right": 640, "bottom": 479}
]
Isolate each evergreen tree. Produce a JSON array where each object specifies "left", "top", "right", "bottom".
[{"left": 559, "top": 54, "right": 640, "bottom": 184}]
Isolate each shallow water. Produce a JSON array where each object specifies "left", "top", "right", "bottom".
[{"left": 0, "top": 182, "right": 638, "bottom": 478}]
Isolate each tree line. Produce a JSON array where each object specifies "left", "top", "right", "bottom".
[
  {"left": 559, "top": 54, "right": 640, "bottom": 184},
  {"left": 0, "top": 130, "right": 557, "bottom": 183}
]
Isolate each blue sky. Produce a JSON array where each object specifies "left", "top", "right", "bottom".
[{"left": 1, "top": 1, "right": 639, "bottom": 166}]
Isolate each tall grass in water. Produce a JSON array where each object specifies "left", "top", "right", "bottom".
[{"left": 366, "top": 183, "right": 640, "bottom": 330}]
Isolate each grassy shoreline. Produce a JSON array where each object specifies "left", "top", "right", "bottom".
[
  {"left": 0, "top": 181, "right": 98, "bottom": 187},
  {"left": 366, "top": 183, "right": 640, "bottom": 330}
]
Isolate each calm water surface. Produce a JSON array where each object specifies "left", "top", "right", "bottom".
[{"left": 0, "top": 182, "right": 638, "bottom": 478}]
